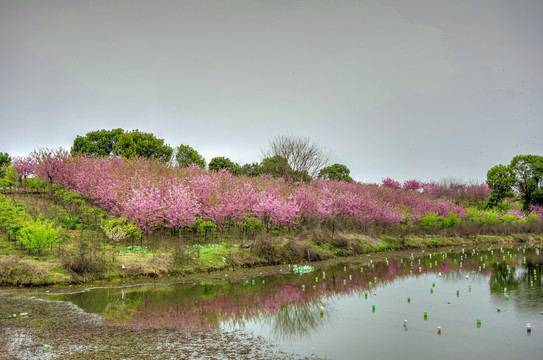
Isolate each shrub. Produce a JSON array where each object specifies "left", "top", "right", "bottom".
[
  {"left": 500, "top": 214, "right": 519, "bottom": 224},
  {"left": 420, "top": 213, "right": 443, "bottom": 230},
  {"left": 482, "top": 211, "right": 499, "bottom": 225},
  {"left": 195, "top": 219, "right": 217, "bottom": 240},
  {"left": 442, "top": 212, "right": 461, "bottom": 228},
  {"left": 19, "top": 216, "right": 61, "bottom": 256}
]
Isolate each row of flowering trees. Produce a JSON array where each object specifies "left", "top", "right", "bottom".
[{"left": 11, "top": 151, "right": 475, "bottom": 235}]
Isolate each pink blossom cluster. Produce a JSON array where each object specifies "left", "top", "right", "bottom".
[
  {"left": 31, "top": 155, "right": 467, "bottom": 233},
  {"left": 382, "top": 178, "right": 491, "bottom": 204},
  {"left": 12, "top": 156, "right": 35, "bottom": 178},
  {"left": 529, "top": 205, "right": 543, "bottom": 220}
]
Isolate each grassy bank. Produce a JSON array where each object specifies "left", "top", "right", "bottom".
[{"left": 1, "top": 191, "right": 542, "bottom": 287}]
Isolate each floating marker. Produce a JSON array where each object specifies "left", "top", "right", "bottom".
[
  {"left": 320, "top": 306, "right": 324, "bottom": 316},
  {"left": 372, "top": 305, "right": 375, "bottom": 312},
  {"left": 477, "top": 318, "right": 481, "bottom": 325},
  {"left": 407, "top": 297, "right": 411, "bottom": 303},
  {"left": 343, "top": 279, "right": 347, "bottom": 285},
  {"left": 527, "top": 323, "right": 531, "bottom": 333},
  {"left": 430, "top": 288, "right": 433, "bottom": 294},
  {"left": 506, "top": 295, "right": 509, "bottom": 301},
  {"left": 456, "top": 290, "right": 460, "bottom": 297},
  {"left": 424, "top": 311, "right": 428, "bottom": 320},
  {"left": 403, "top": 319, "right": 408, "bottom": 327},
  {"left": 497, "top": 308, "right": 501, "bottom": 312},
  {"left": 432, "top": 282, "right": 435, "bottom": 287},
  {"left": 369, "top": 282, "right": 372, "bottom": 288},
  {"left": 437, "top": 326, "right": 441, "bottom": 335}
]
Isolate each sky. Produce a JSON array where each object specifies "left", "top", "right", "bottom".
[{"left": 1, "top": 0, "right": 542, "bottom": 184}]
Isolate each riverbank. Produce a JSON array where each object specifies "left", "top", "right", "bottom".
[{"left": 1, "top": 233, "right": 542, "bottom": 287}]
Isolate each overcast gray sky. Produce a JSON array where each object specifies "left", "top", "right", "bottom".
[{"left": 1, "top": 0, "right": 541, "bottom": 183}]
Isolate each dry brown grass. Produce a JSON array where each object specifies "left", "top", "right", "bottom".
[
  {"left": 0, "top": 256, "right": 55, "bottom": 286},
  {"left": 120, "top": 253, "right": 174, "bottom": 277}
]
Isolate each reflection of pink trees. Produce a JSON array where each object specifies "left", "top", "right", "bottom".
[
  {"left": 29, "top": 155, "right": 470, "bottom": 233},
  {"left": 116, "top": 250, "right": 499, "bottom": 330}
]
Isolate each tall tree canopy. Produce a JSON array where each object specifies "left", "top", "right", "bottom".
[
  {"left": 71, "top": 128, "right": 124, "bottom": 156},
  {"left": 261, "top": 135, "right": 332, "bottom": 178},
  {"left": 175, "top": 144, "right": 206, "bottom": 168},
  {"left": 238, "top": 162, "right": 262, "bottom": 177},
  {"left": 112, "top": 130, "right": 173, "bottom": 162},
  {"left": 0, "top": 152, "right": 11, "bottom": 178},
  {"left": 260, "top": 156, "right": 310, "bottom": 182},
  {"left": 486, "top": 164, "right": 516, "bottom": 208},
  {"left": 208, "top": 156, "right": 238, "bottom": 174},
  {"left": 318, "top": 163, "right": 353, "bottom": 182},
  {"left": 261, "top": 156, "right": 292, "bottom": 179},
  {"left": 510, "top": 154, "right": 543, "bottom": 209}
]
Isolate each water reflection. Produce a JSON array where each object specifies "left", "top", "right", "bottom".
[{"left": 40, "top": 246, "right": 543, "bottom": 338}]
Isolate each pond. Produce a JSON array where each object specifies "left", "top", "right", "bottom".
[{"left": 36, "top": 246, "right": 543, "bottom": 359}]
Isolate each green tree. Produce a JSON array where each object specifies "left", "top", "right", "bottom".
[
  {"left": 261, "top": 156, "right": 292, "bottom": 178},
  {"left": 0, "top": 166, "right": 17, "bottom": 189},
  {"left": 0, "top": 152, "right": 11, "bottom": 178},
  {"left": 19, "top": 216, "right": 60, "bottom": 256},
  {"left": 175, "top": 144, "right": 206, "bottom": 168},
  {"left": 71, "top": 128, "right": 124, "bottom": 156},
  {"left": 208, "top": 156, "right": 239, "bottom": 174},
  {"left": 113, "top": 130, "right": 173, "bottom": 162},
  {"left": 0, "top": 195, "right": 26, "bottom": 242},
  {"left": 510, "top": 155, "right": 543, "bottom": 209},
  {"left": 485, "top": 164, "right": 516, "bottom": 208},
  {"left": 238, "top": 162, "right": 263, "bottom": 177},
  {"left": 260, "top": 156, "right": 310, "bottom": 182},
  {"left": 318, "top": 163, "right": 353, "bottom": 182}
]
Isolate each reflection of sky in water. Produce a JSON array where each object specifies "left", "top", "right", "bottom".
[{"left": 35, "top": 247, "right": 543, "bottom": 359}]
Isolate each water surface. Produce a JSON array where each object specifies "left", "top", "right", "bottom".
[{"left": 36, "top": 246, "right": 543, "bottom": 359}]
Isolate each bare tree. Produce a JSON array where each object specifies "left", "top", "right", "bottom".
[{"left": 261, "top": 135, "right": 333, "bottom": 178}]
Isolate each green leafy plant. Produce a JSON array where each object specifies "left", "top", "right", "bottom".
[
  {"left": 194, "top": 219, "right": 217, "bottom": 240},
  {"left": 442, "top": 212, "right": 461, "bottom": 228},
  {"left": 101, "top": 217, "right": 141, "bottom": 243},
  {"left": 19, "top": 216, "right": 61, "bottom": 256}
]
